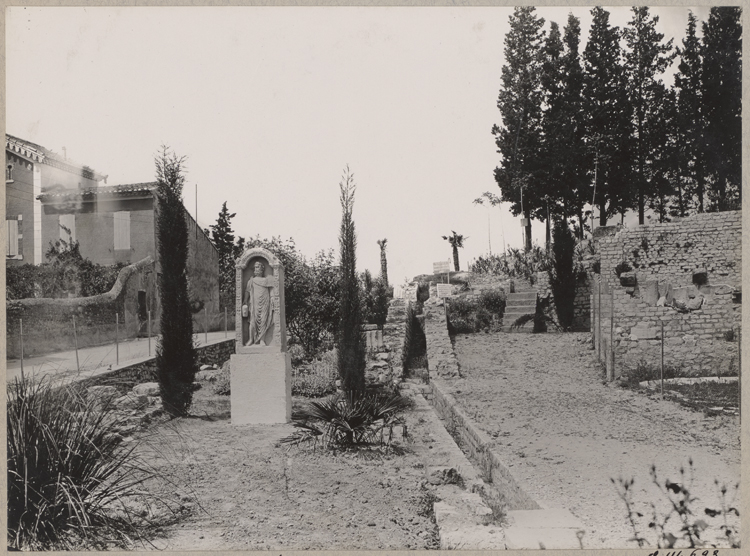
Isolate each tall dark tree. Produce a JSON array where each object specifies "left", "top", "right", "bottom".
[
  {"left": 492, "top": 7, "right": 546, "bottom": 251},
  {"left": 702, "top": 6, "right": 742, "bottom": 211},
  {"left": 210, "top": 202, "right": 237, "bottom": 310},
  {"left": 337, "top": 166, "right": 366, "bottom": 396},
  {"left": 538, "top": 15, "right": 590, "bottom": 238},
  {"left": 154, "top": 147, "right": 197, "bottom": 416},
  {"left": 583, "top": 6, "right": 634, "bottom": 226},
  {"left": 548, "top": 219, "right": 577, "bottom": 330},
  {"left": 376, "top": 238, "right": 389, "bottom": 288},
  {"left": 673, "top": 11, "right": 705, "bottom": 213},
  {"left": 442, "top": 231, "right": 466, "bottom": 272},
  {"left": 623, "top": 6, "right": 675, "bottom": 224}
]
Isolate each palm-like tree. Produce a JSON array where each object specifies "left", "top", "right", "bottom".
[
  {"left": 376, "top": 238, "right": 388, "bottom": 287},
  {"left": 442, "top": 231, "right": 466, "bottom": 272}
]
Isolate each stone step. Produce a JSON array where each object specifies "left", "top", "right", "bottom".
[
  {"left": 506, "top": 292, "right": 537, "bottom": 301},
  {"left": 506, "top": 299, "right": 538, "bottom": 308},
  {"left": 504, "top": 509, "right": 585, "bottom": 550},
  {"left": 504, "top": 308, "right": 537, "bottom": 317}
]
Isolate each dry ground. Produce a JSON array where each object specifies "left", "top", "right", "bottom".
[
  {"left": 131, "top": 389, "right": 440, "bottom": 550},
  {"left": 450, "top": 331, "right": 741, "bottom": 549}
]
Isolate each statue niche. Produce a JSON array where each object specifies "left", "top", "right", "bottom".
[{"left": 235, "top": 247, "right": 287, "bottom": 352}]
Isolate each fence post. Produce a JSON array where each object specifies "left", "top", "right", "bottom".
[
  {"left": 224, "top": 307, "right": 228, "bottom": 338},
  {"left": 596, "top": 284, "right": 602, "bottom": 361},
  {"left": 205, "top": 307, "right": 209, "bottom": 344},
  {"left": 19, "top": 318, "right": 24, "bottom": 378},
  {"left": 609, "top": 289, "right": 615, "bottom": 382},
  {"left": 148, "top": 309, "right": 152, "bottom": 357},
  {"left": 660, "top": 320, "right": 665, "bottom": 400},
  {"left": 739, "top": 329, "right": 742, "bottom": 420},
  {"left": 73, "top": 315, "right": 80, "bottom": 373},
  {"left": 116, "top": 313, "right": 120, "bottom": 365}
]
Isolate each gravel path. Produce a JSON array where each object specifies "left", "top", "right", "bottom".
[{"left": 450, "top": 332, "right": 740, "bottom": 549}]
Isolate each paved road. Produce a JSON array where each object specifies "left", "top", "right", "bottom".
[{"left": 6, "top": 331, "right": 234, "bottom": 386}]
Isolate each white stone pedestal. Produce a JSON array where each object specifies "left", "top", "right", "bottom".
[{"left": 230, "top": 351, "right": 291, "bottom": 425}]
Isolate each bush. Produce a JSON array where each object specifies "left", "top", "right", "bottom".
[
  {"left": 282, "top": 389, "right": 410, "bottom": 452},
  {"left": 7, "top": 375, "right": 153, "bottom": 549},
  {"left": 470, "top": 246, "right": 550, "bottom": 284},
  {"left": 447, "top": 290, "right": 505, "bottom": 335},
  {"left": 6, "top": 260, "right": 124, "bottom": 300},
  {"left": 293, "top": 349, "right": 338, "bottom": 398},
  {"left": 213, "top": 361, "right": 231, "bottom": 395},
  {"left": 478, "top": 288, "right": 506, "bottom": 316}
]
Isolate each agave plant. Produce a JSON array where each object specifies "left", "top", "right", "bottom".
[{"left": 282, "top": 390, "right": 410, "bottom": 452}]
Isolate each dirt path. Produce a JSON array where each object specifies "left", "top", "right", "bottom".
[
  {"left": 133, "top": 390, "right": 440, "bottom": 550},
  {"left": 450, "top": 332, "right": 741, "bottom": 549}
]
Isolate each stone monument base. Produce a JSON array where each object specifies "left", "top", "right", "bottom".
[{"left": 230, "top": 352, "right": 291, "bottom": 425}]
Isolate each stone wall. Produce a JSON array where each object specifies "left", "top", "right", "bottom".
[
  {"left": 593, "top": 212, "right": 742, "bottom": 378},
  {"left": 382, "top": 284, "right": 418, "bottom": 379},
  {"left": 423, "top": 283, "right": 460, "bottom": 378},
  {"left": 6, "top": 257, "right": 154, "bottom": 359}
]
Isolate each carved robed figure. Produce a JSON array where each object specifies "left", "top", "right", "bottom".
[{"left": 231, "top": 247, "right": 291, "bottom": 424}]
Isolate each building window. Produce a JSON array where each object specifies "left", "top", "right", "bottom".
[
  {"left": 114, "top": 211, "right": 131, "bottom": 250},
  {"left": 6, "top": 219, "right": 18, "bottom": 256},
  {"left": 59, "top": 214, "right": 76, "bottom": 243},
  {"left": 6, "top": 164, "right": 13, "bottom": 182}
]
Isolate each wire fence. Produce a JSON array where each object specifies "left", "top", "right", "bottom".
[{"left": 8, "top": 309, "right": 236, "bottom": 377}]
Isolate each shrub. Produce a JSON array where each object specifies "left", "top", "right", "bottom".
[
  {"left": 478, "top": 288, "right": 506, "bottom": 316},
  {"left": 548, "top": 219, "right": 577, "bottom": 330},
  {"left": 281, "top": 389, "right": 410, "bottom": 452},
  {"left": 620, "top": 360, "right": 679, "bottom": 388},
  {"left": 470, "top": 246, "right": 550, "bottom": 285},
  {"left": 213, "top": 361, "right": 231, "bottom": 395},
  {"left": 7, "top": 376, "right": 153, "bottom": 549},
  {"left": 615, "top": 261, "right": 632, "bottom": 278},
  {"left": 292, "top": 350, "right": 338, "bottom": 398}
]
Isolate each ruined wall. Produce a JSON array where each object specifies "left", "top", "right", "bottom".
[
  {"left": 6, "top": 257, "right": 154, "bottom": 359},
  {"left": 423, "top": 283, "right": 460, "bottom": 378},
  {"left": 594, "top": 212, "right": 742, "bottom": 378}
]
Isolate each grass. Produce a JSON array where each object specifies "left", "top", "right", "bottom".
[
  {"left": 7, "top": 374, "right": 162, "bottom": 549},
  {"left": 663, "top": 382, "right": 739, "bottom": 415}
]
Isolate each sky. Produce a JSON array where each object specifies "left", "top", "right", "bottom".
[{"left": 6, "top": 5, "right": 710, "bottom": 285}]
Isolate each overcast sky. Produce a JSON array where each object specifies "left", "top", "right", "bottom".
[{"left": 7, "top": 6, "right": 709, "bottom": 284}]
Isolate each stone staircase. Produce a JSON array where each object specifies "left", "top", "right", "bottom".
[{"left": 502, "top": 290, "right": 538, "bottom": 333}]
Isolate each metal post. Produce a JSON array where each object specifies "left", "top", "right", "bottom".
[
  {"left": 148, "top": 309, "right": 152, "bottom": 356},
  {"left": 596, "top": 284, "right": 602, "bottom": 360},
  {"left": 73, "top": 315, "right": 80, "bottom": 373},
  {"left": 224, "top": 307, "right": 228, "bottom": 338},
  {"left": 660, "top": 321, "right": 665, "bottom": 400},
  {"left": 19, "top": 318, "right": 24, "bottom": 378},
  {"left": 115, "top": 313, "right": 119, "bottom": 365},
  {"left": 205, "top": 307, "right": 209, "bottom": 344},
  {"left": 739, "top": 329, "right": 742, "bottom": 420},
  {"left": 609, "top": 289, "right": 615, "bottom": 382}
]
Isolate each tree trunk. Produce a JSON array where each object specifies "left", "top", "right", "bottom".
[
  {"left": 599, "top": 197, "right": 607, "bottom": 227},
  {"left": 452, "top": 245, "right": 460, "bottom": 272},
  {"left": 380, "top": 251, "right": 388, "bottom": 288},
  {"left": 524, "top": 209, "right": 532, "bottom": 252}
]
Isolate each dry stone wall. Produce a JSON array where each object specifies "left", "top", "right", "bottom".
[
  {"left": 594, "top": 211, "right": 741, "bottom": 378},
  {"left": 423, "top": 283, "right": 461, "bottom": 378}
]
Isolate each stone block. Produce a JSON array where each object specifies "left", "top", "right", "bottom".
[
  {"left": 132, "top": 381, "right": 160, "bottom": 397},
  {"left": 230, "top": 352, "right": 291, "bottom": 425}
]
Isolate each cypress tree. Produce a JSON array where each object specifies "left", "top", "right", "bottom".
[
  {"left": 155, "top": 147, "right": 197, "bottom": 416},
  {"left": 548, "top": 219, "right": 577, "bottom": 331},
  {"left": 492, "top": 6, "right": 546, "bottom": 251},
  {"left": 337, "top": 166, "right": 366, "bottom": 396},
  {"left": 702, "top": 6, "right": 742, "bottom": 211},
  {"left": 210, "top": 202, "right": 237, "bottom": 310}
]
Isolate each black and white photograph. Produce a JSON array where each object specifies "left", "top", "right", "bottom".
[{"left": 4, "top": 4, "right": 743, "bottom": 551}]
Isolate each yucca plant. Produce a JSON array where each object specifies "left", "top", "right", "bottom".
[
  {"left": 282, "top": 390, "right": 410, "bottom": 452},
  {"left": 7, "top": 375, "right": 156, "bottom": 550}
]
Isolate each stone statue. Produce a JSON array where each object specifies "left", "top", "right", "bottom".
[{"left": 243, "top": 261, "right": 275, "bottom": 346}]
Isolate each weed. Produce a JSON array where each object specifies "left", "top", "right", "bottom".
[
  {"left": 723, "top": 328, "right": 736, "bottom": 342},
  {"left": 292, "top": 349, "right": 338, "bottom": 398},
  {"left": 615, "top": 261, "right": 632, "bottom": 277},
  {"left": 613, "top": 460, "right": 740, "bottom": 548}
]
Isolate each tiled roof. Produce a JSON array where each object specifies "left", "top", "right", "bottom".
[
  {"left": 6, "top": 133, "right": 108, "bottom": 181},
  {"left": 38, "top": 182, "right": 157, "bottom": 202}
]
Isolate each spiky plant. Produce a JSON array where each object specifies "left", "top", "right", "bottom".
[{"left": 7, "top": 376, "right": 153, "bottom": 549}]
